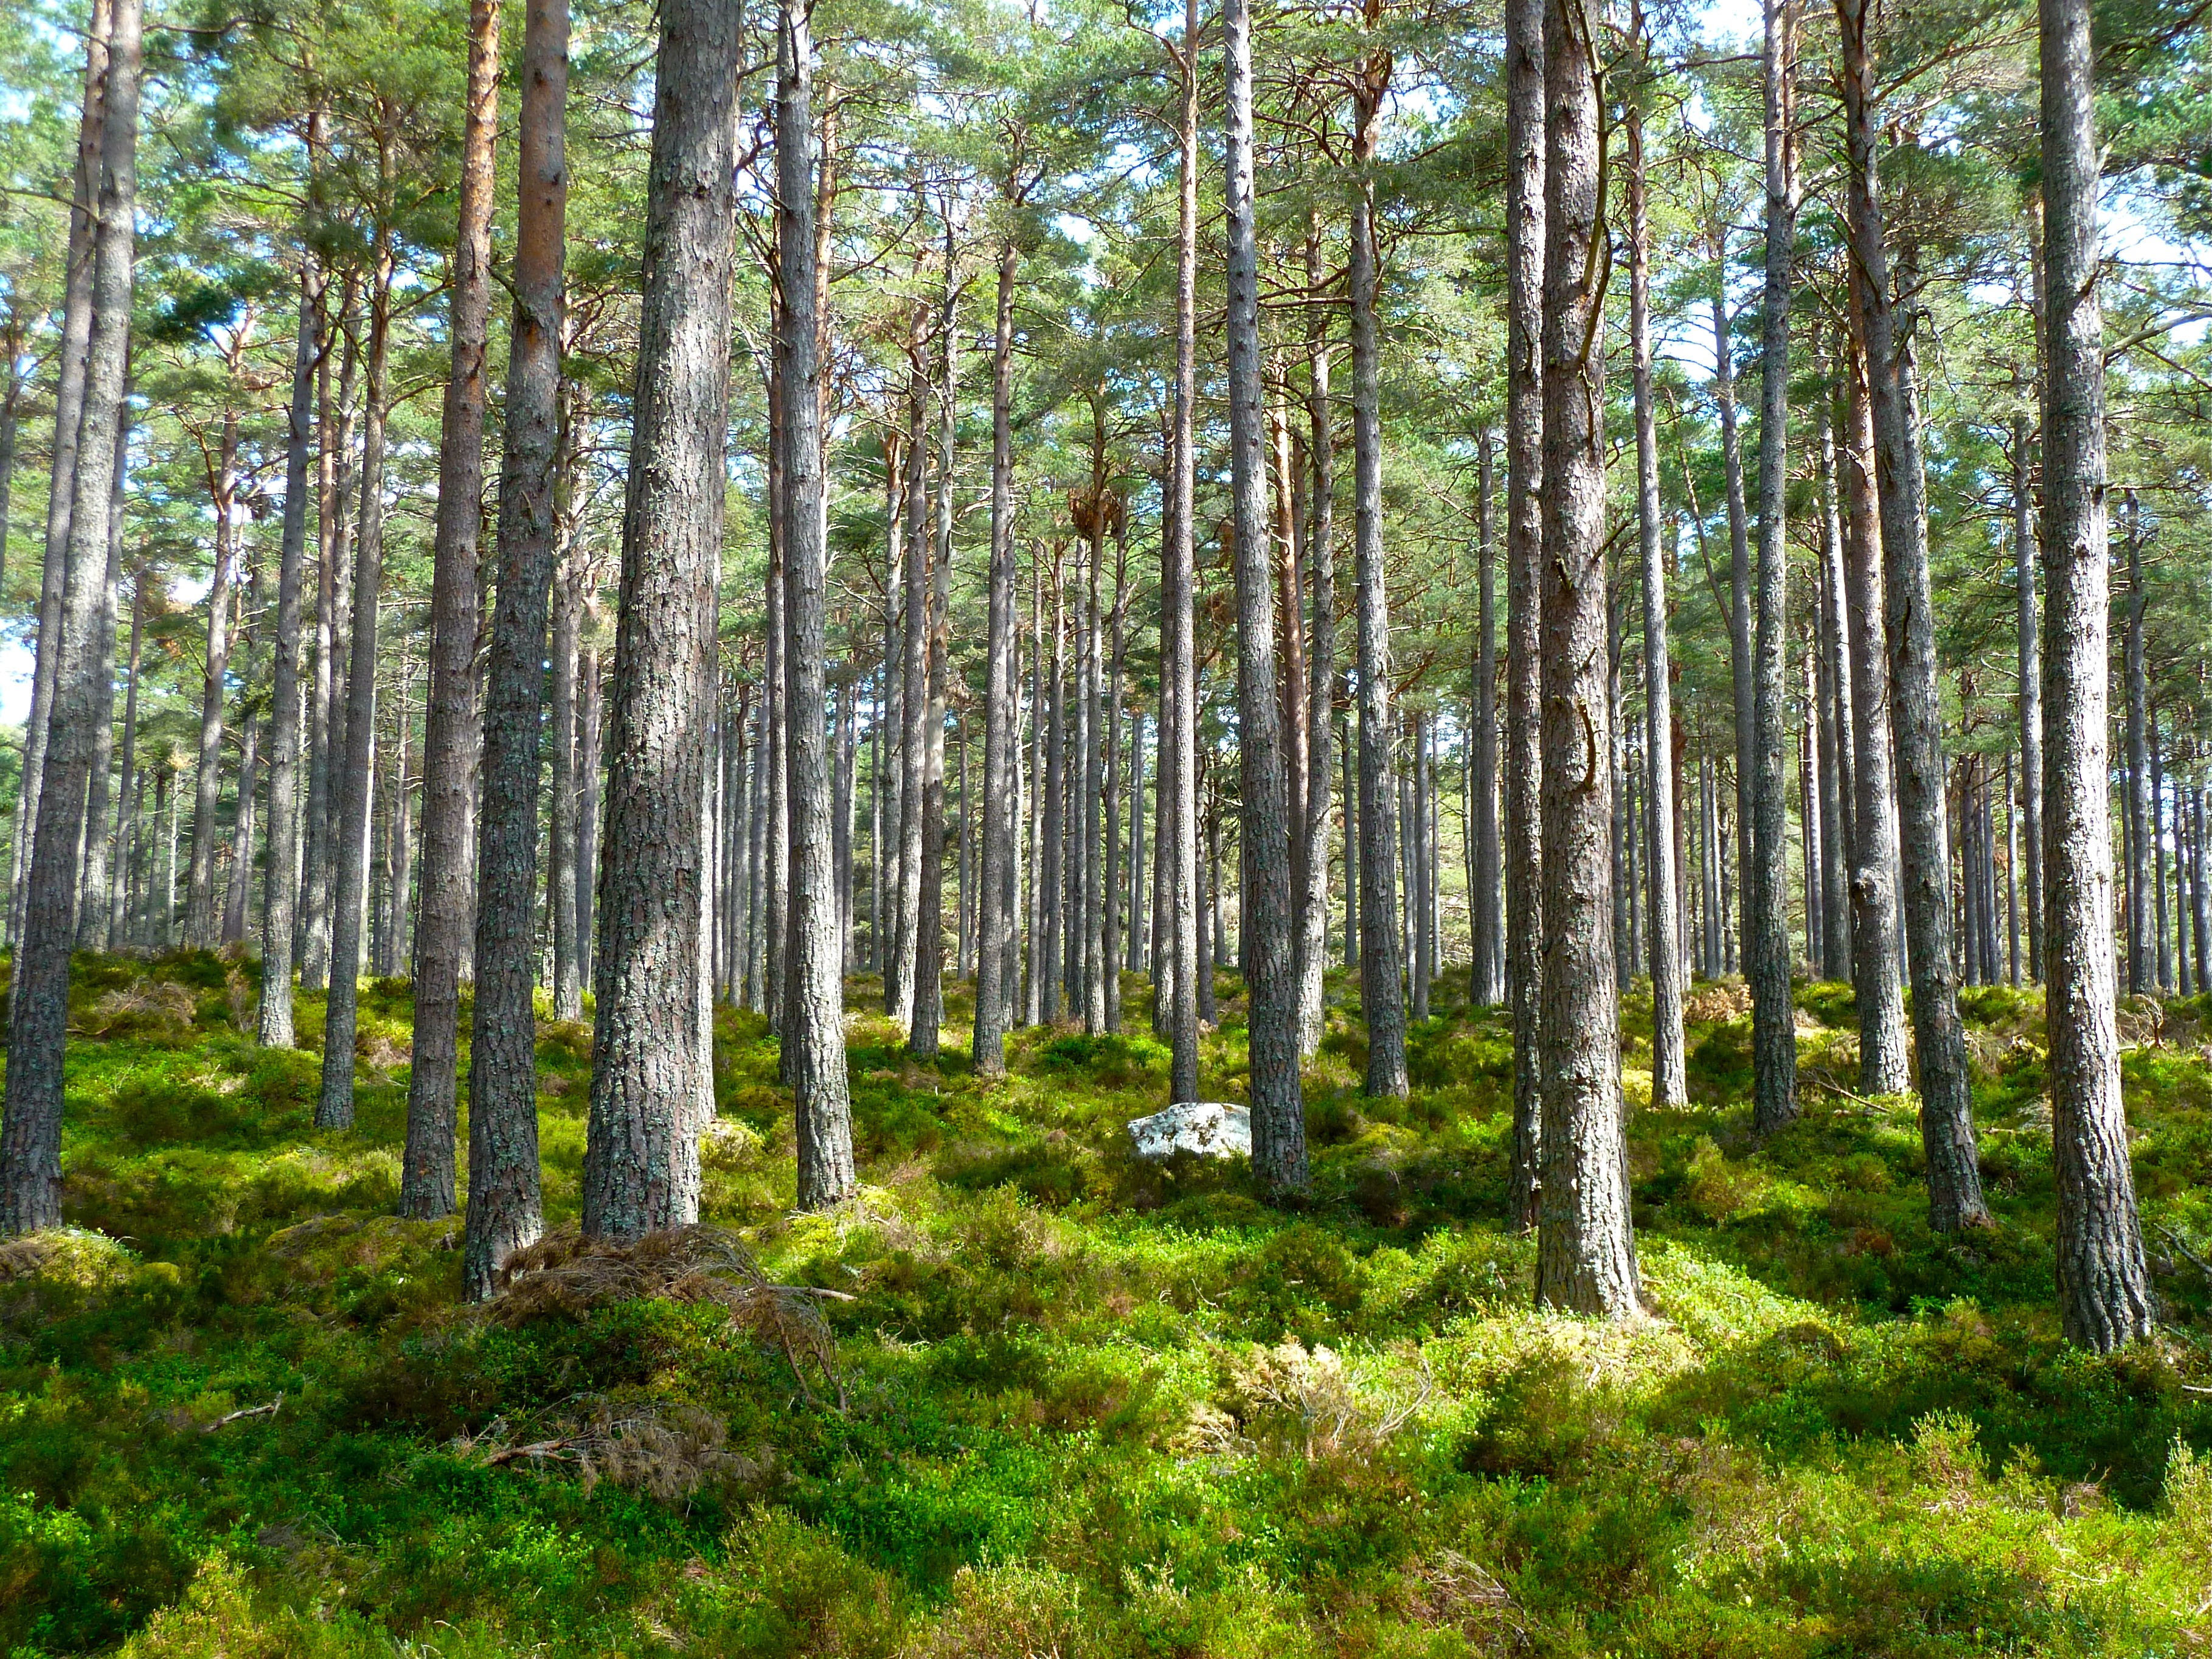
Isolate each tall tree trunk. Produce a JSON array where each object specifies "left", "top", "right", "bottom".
[
  {"left": 300, "top": 274, "right": 358, "bottom": 989},
  {"left": 1837, "top": 0, "right": 1984, "bottom": 1223},
  {"left": 911, "top": 272, "right": 956, "bottom": 1059},
  {"left": 1815, "top": 367, "right": 1854, "bottom": 981},
  {"left": 185, "top": 409, "right": 240, "bottom": 948},
  {"left": 258, "top": 141, "right": 327, "bottom": 1044},
  {"left": 463, "top": 0, "right": 563, "bottom": 1289},
  {"left": 549, "top": 446, "right": 585, "bottom": 1021},
  {"left": 889, "top": 339, "right": 929, "bottom": 1026},
  {"left": 1158, "top": 0, "right": 1202, "bottom": 1099},
  {"left": 1502, "top": 0, "right": 1546, "bottom": 1228},
  {"left": 774, "top": 0, "right": 858, "bottom": 1204},
  {"left": 12, "top": 0, "right": 113, "bottom": 948},
  {"left": 403, "top": 0, "right": 499, "bottom": 1212},
  {"left": 2124, "top": 494, "right": 2149, "bottom": 995},
  {"left": 315, "top": 181, "right": 397, "bottom": 1132},
  {"left": 1470, "top": 427, "right": 1501, "bottom": 1006},
  {"left": 109, "top": 566, "right": 142, "bottom": 948},
  {"left": 1711, "top": 236, "right": 1752, "bottom": 952},
  {"left": 1, "top": 0, "right": 139, "bottom": 1234},
  {"left": 1840, "top": 324, "right": 1912, "bottom": 1094},
  {"left": 77, "top": 386, "right": 128, "bottom": 948},
  {"left": 577, "top": 631, "right": 601, "bottom": 986},
  {"left": 1300, "top": 226, "right": 1339, "bottom": 1046},
  {"left": 1351, "top": 68, "right": 1407, "bottom": 1102},
  {"left": 1104, "top": 509, "right": 1128, "bottom": 1032},
  {"left": 1226, "top": 0, "right": 1305, "bottom": 1193},
  {"left": 1534, "top": 0, "right": 1639, "bottom": 1319},
  {"left": 2014, "top": 408, "right": 2043, "bottom": 981},
  {"left": 222, "top": 715, "right": 259, "bottom": 946},
  {"left": 2039, "top": 0, "right": 2152, "bottom": 1348},
  {"left": 583, "top": 0, "right": 745, "bottom": 1234},
  {"left": 1746, "top": 0, "right": 1801, "bottom": 1132},
  {"left": 1628, "top": 50, "right": 1685, "bottom": 1107}
]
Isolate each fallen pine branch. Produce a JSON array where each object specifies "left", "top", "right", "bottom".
[{"left": 204, "top": 1394, "right": 282, "bottom": 1433}]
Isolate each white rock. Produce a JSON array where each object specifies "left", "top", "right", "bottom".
[{"left": 1126, "top": 1101, "right": 1251, "bottom": 1161}]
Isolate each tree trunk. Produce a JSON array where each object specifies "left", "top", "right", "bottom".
[
  {"left": 401, "top": 0, "right": 499, "bottom": 1214},
  {"left": 1628, "top": 57, "right": 1685, "bottom": 1107},
  {"left": 2039, "top": 0, "right": 2152, "bottom": 1348},
  {"left": 185, "top": 408, "right": 240, "bottom": 949},
  {"left": 1104, "top": 510, "right": 1128, "bottom": 1032},
  {"left": 911, "top": 276, "right": 957, "bottom": 1057},
  {"left": 77, "top": 388, "right": 128, "bottom": 948},
  {"left": 772, "top": 0, "right": 857, "bottom": 1205},
  {"left": 1224, "top": 0, "right": 1301, "bottom": 1195},
  {"left": 462, "top": 0, "right": 563, "bottom": 1290},
  {"left": 549, "top": 482, "right": 585, "bottom": 1019},
  {"left": 2014, "top": 410, "right": 2043, "bottom": 980},
  {"left": 583, "top": 0, "right": 746, "bottom": 1236},
  {"left": 1533, "top": 0, "right": 1639, "bottom": 1319},
  {"left": 1298, "top": 227, "right": 1337, "bottom": 1051},
  {"left": 300, "top": 273, "right": 357, "bottom": 989},
  {"left": 889, "top": 342, "right": 929, "bottom": 1028},
  {"left": 1502, "top": 0, "right": 1546, "bottom": 1228},
  {"left": 315, "top": 189, "right": 397, "bottom": 1132},
  {"left": 973, "top": 221, "right": 1022, "bottom": 1066},
  {"left": 1840, "top": 324, "right": 1912, "bottom": 1094},
  {"left": 1471, "top": 427, "right": 1502, "bottom": 1006},
  {"left": 1746, "top": 0, "right": 1800, "bottom": 1132},
  {"left": 12, "top": 0, "right": 113, "bottom": 949},
  {"left": 1711, "top": 238, "right": 1752, "bottom": 955},
  {"left": 1351, "top": 74, "right": 1407, "bottom": 1103},
  {"left": 1, "top": 0, "right": 139, "bottom": 1234},
  {"left": 1837, "top": 0, "right": 1984, "bottom": 1223},
  {"left": 1815, "top": 369, "right": 1854, "bottom": 981},
  {"left": 2124, "top": 494, "right": 2149, "bottom": 996},
  {"left": 258, "top": 147, "right": 328, "bottom": 1044},
  {"left": 109, "top": 566, "right": 142, "bottom": 949}
]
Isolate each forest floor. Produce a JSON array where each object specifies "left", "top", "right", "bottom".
[{"left": 3, "top": 952, "right": 2212, "bottom": 1657}]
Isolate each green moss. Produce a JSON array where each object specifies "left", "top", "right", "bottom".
[{"left": 1, "top": 951, "right": 2208, "bottom": 1655}]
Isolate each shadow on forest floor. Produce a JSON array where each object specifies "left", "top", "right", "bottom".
[{"left": 1, "top": 947, "right": 2209, "bottom": 1655}]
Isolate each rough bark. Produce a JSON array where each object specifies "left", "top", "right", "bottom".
[
  {"left": 2014, "top": 409, "right": 2043, "bottom": 981},
  {"left": 1471, "top": 427, "right": 1502, "bottom": 1006},
  {"left": 1711, "top": 238, "right": 1752, "bottom": 947},
  {"left": 403, "top": 0, "right": 499, "bottom": 1216},
  {"left": 258, "top": 151, "right": 327, "bottom": 1045},
  {"left": 1628, "top": 59, "right": 1685, "bottom": 1107},
  {"left": 1836, "top": 0, "right": 1985, "bottom": 1223},
  {"left": 1533, "top": 0, "right": 1640, "bottom": 1319},
  {"left": 972, "top": 232, "right": 1020, "bottom": 1072},
  {"left": 2040, "top": 0, "right": 2154, "bottom": 1349},
  {"left": 1350, "top": 72, "right": 1407, "bottom": 1103},
  {"left": 1814, "top": 372, "right": 1854, "bottom": 981},
  {"left": 462, "top": 0, "right": 563, "bottom": 1290},
  {"left": 583, "top": 0, "right": 744, "bottom": 1236},
  {"left": 889, "top": 339, "right": 929, "bottom": 1027},
  {"left": 1298, "top": 230, "right": 1337, "bottom": 1050},
  {"left": 184, "top": 406, "right": 241, "bottom": 949},
  {"left": 1502, "top": 0, "right": 1546, "bottom": 1228},
  {"left": 775, "top": 0, "right": 858, "bottom": 1206},
  {"left": 12, "top": 0, "right": 112, "bottom": 948},
  {"left": 910, "top": 273, "right": 956, "bottom": 1060},
  {"left": 1746, "top": 0, "right": 1800, "bottom": 1132},
  {"left": 1159, "top": 0, "right": 1203, "bottom": 1101},
  {"left": 1226, "top": 0, "right": 1306, "bottom": 1193},
  {"left": 77, "top": 388, "right": 128, "bottom": 948},
  {"left": 314, "top": 194, "right": 395, "bottom": 1133},
  {"left": 1840, "top": 324, "right": 1912, "bottom": 1095},
  {"left": 1, "top": 0, "right": 139, "bottom": 1234}
]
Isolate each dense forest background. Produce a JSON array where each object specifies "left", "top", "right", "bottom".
[{"left": 1, "top": 0, "right": 2210, "bottom": 1647}]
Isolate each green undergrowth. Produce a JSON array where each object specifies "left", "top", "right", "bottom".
[{"left": 2, "top": 948, "right": 2211, "bottom": 1655}]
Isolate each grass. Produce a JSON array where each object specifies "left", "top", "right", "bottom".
[{"left": 1, "top": 949, "right": 2209, "bottom": 1655}]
